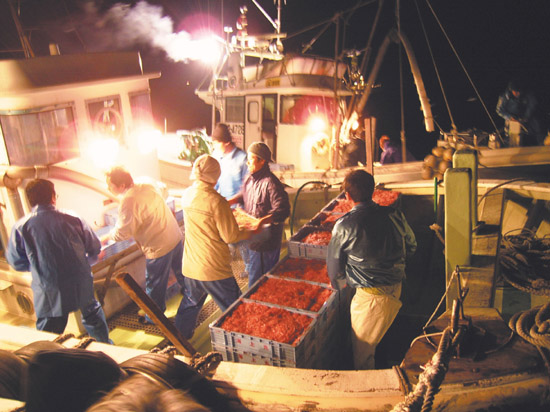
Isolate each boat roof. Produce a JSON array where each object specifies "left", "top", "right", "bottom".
[
  {"left": 0, "top": 52, "right": 160, "bottom": 94},
  {"left": 197, "top": 54, "right": 352, "bottom": 98}
]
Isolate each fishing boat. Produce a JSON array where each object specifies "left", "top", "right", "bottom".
[
  {"left": 0, "top": 50, "right": 178, "bottom": 334},
  {"left": 2, "top": 163, "right": 550, "bottom": 411},
  {"left": 1, "top": 1, "right": 550, "bottom": 411}
]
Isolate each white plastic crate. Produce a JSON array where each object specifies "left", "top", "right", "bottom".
[
  {"left": 210, "top": 299, "right": 320, "bottom": 367},
  {"left": 268, "top": 255, "right": 331, "bottom": 286},
  {"left": 244, "top": 274, "right": 336, "bottom": 314},
  {"left": 288, "top": 225, "right": 331, "bottom": 259}
]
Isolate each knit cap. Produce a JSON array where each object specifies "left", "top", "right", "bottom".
[
  {"left": 248, "top": 142, "right": 273, "bottom": 162},
  {"left": 190, "top": 154, "right": 221, "bottom": 185}
]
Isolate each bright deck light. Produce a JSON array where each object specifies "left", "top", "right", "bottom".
[
  {"left": 134, "top": 128, "right": 161, "bottom": 154},
  {"left": 164, "top": 31, "right": 223, "bottom": 65},
  {"left": 85, "top": 137, "right": 120, "bottom": 169},
  {"left": 307, "top": 115, "right": 327, "bottom": 133}
]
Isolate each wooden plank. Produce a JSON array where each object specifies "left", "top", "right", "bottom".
[
  {"left": 114, "top": 272, "right": 197, "bottom": 357},
  {"left": 459, "top": 265, "right": 495, "bottom": 308}
]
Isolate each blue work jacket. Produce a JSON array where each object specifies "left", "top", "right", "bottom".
[
  {"left": 6, "top": 204, "right": 101, "bottom": 318},
  {"left": 214, "top": 146, "right": 248, "bottom": 199},
  {"left": 240, "top": 164, "right": 290, "bottom": 252}
]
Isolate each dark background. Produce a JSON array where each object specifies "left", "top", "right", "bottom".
[{"left": 1, "top": 0, "right": 549, "bottom": 159}]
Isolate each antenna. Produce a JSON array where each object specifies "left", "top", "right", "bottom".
[{"left": 250, "top": 0, "right": 284, "bottom": 33}]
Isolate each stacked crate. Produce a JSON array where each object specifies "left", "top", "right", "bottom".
[
  {"left": 210, "top": 269, "right": 338, "bottom": 368},
  {"left": 289, "top": 189, "right": 402, "bottom": 259},
  {"left": 209, "top": 189, "right": 400, "bottom": 368}
]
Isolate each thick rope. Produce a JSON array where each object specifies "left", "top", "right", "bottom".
[
  {"left": 508, "top": 302, "right": 550, "bottom": 349},
  {"left": 498, "top": 229, "right": 550, "bottom": 296},
  {"left": 508, "top": 302, "right": 550, "bottom": 375},
  {"left": 500, "top": 269, "right": 550, "bottom": 296},
  {"left": 52, "top": 333, "right": 74, "bottom": 344},
  {"left": 190, "top": 351, "right": 223, "bottom": 376},
  {"left": 149, "top": 346, "right": 222, "bottom": 376},
  {"left": 150, "top": 346, "right": 178, "bottom": 356},
  {"left": 74, "top": 337, "right": 95, "bottom": 349},
  {"left": 391, "top": 327, "right": 453, "bottom": 412}
]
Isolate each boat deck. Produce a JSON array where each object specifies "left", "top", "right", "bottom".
[
  {"left": 105, "top": 250, "right": 249, "bottom": 353},
  {"left": 0, "top": 250, "right": 248, "bottom": 354}
]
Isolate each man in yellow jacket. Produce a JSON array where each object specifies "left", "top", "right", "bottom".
[{"left": 176, "top": 154, "right": 260, "bottom": 339}]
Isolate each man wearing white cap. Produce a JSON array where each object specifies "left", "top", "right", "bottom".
[
  {"left": 105, "top": 166, "right": 184, "bottom": 324},
  {"left": 229, "top": 142, "right": 290, "bottom": 287},
  {"left": 177, "top": 154, "right": 259, "bottom": 339}
]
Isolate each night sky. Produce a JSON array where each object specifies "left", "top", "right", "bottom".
[{"left": 1, "top": 0, "right": 549, "bottom": 159}]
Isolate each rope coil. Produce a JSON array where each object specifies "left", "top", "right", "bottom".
[
  {"left": 391, "top": 328, "right": 453, "bottom": 412},
  {"left": 498, "top": 229, "right": 550, "bottom": 296},
  {"left": 508, "top": 302, "right": 550, "bottom": 349}
]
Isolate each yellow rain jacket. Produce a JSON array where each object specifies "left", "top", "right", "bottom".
[{"left": 182, "top": 180, "right": 248, "bottom": 281}]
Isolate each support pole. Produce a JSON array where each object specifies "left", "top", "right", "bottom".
[
  {"left": 364, "top": 117, "right": 376, "bottom": 175},
  {"left": 115, "top": 272, "right": 197, "bottom": 357},
  {"left": 452, "top": 149, "right": 478, "bottom": 230},
  {"left": 444, "top": 168, "right": 472, "bottom": 309}
]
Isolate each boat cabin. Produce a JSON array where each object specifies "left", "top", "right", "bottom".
[
  {"left": 196, "top": 54, "right": 353, "bottom": 171},
  {"left": 0, "top": 51, "right": 167, "bottom": 332}
]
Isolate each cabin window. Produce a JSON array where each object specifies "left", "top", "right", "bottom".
[
  {"left": 0, "top": 104, "right": 79, "bottom": 166},
  {"left": 262, "top": 95, "right": 277, "bottom": 158},
  {"left": 225, "top": 97, "right": 245, "bottom": 123},
  {"left": 248, "top": 101, "right": 259, "bottom": 123},
  {"left": 129, "top": 91, "right": 154, "bottom": 126},
  {"left": 280, "top": 95, "right": 339, "bottom": 125},
  {"left": 86, "top": 96, "right": 124, "bottom": 143}
]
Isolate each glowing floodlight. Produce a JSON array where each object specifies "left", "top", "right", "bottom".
[
  {"left": 307, "top": 115, "right": 328, "bottom": 134},
  {"left": 86, "top": 136, "right": 120, "bottom": 170},
  {"left": 134, "top": 128, "right": 161, "bottom": 155},
  {"left": 163, "top": 31, "right": 223, "bottom": 65},
  {"left": 193, "top": 35, "right": 224, "bottom": 66}
]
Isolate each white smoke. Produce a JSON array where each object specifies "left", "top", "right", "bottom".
[{"left": 87, "top": 0, "right": 221, "bottom": 63}]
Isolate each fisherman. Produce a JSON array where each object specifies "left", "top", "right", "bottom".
[
  {"left": 176, "top": 155, "right": 260, "bottom": 339},
  {"left": 6, "top": 179, "right": 111, "bottom": 343},
  {"left": 496, "top": 81, "right": 545, "bottom": 146},
  {"left": 342, "top": 133, "right": 367, "bottom": 167},
  {"left": 104, "top": 166, "right": 184, "bottom": 324},
  {"left": 211, "top": 123, "right": 248, "bottom": 200},
  {"left": 211, "top": 123, "right": 250, "bottom": 278},
  {"left": 229, "top": 142, "right": 291, "bottom": 288},
  {"left": 326, "top": 170, "right": 416, "bottom": 369},
  {"left": 379, "top": 135, "right": 416, "bottom": 164}
]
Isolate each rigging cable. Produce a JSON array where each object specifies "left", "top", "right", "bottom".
[
  {"left": 396, "top": 0, "right": 407, "bottom": 163},
  {"left": 345, "top": 0, "right": 385, "bottom": 120},
  {"left": 423, "top": 0, "right": 504, "bottom": 144},
  {"left": 62, "top": 0, "right": 88, "bottom": 52},
  {"left": 413, "top": 0, "right": 456, "bottom": 134},
  {"left": 286, "top": 0, "right": 377, "bottom": 44}
]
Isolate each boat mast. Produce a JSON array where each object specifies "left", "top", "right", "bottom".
[{"left": 7, "top": 0, "right": 34, "bottom": 58}]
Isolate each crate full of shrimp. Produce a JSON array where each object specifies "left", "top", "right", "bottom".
[
  {"left": 320, "top": 189, "right": 401, "bottom": 215},
  {"left": 287, "top": 225, "right": 332, "bottom": 259},
  {"left": 246, "top": 273, "right": 339, "bottom": 340},
  {"left": 210, "top": 298, "right": 322, "bottom": 368}
]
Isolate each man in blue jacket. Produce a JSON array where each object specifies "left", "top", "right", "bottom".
[
  {"left": 327, "top": 170, "right": 416, "bottom": 369},
  {"left": 229, "top": 142, "right": 290, "bottom": 287},
  {"left": 496, "top": 81, "right": 545, "bottom": 146},
  {"left": 6, "top": 179, "right": 111, "bottom": 343},
  {"left": 379, "top": 135, "right": 416, "bottom": 165}
]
